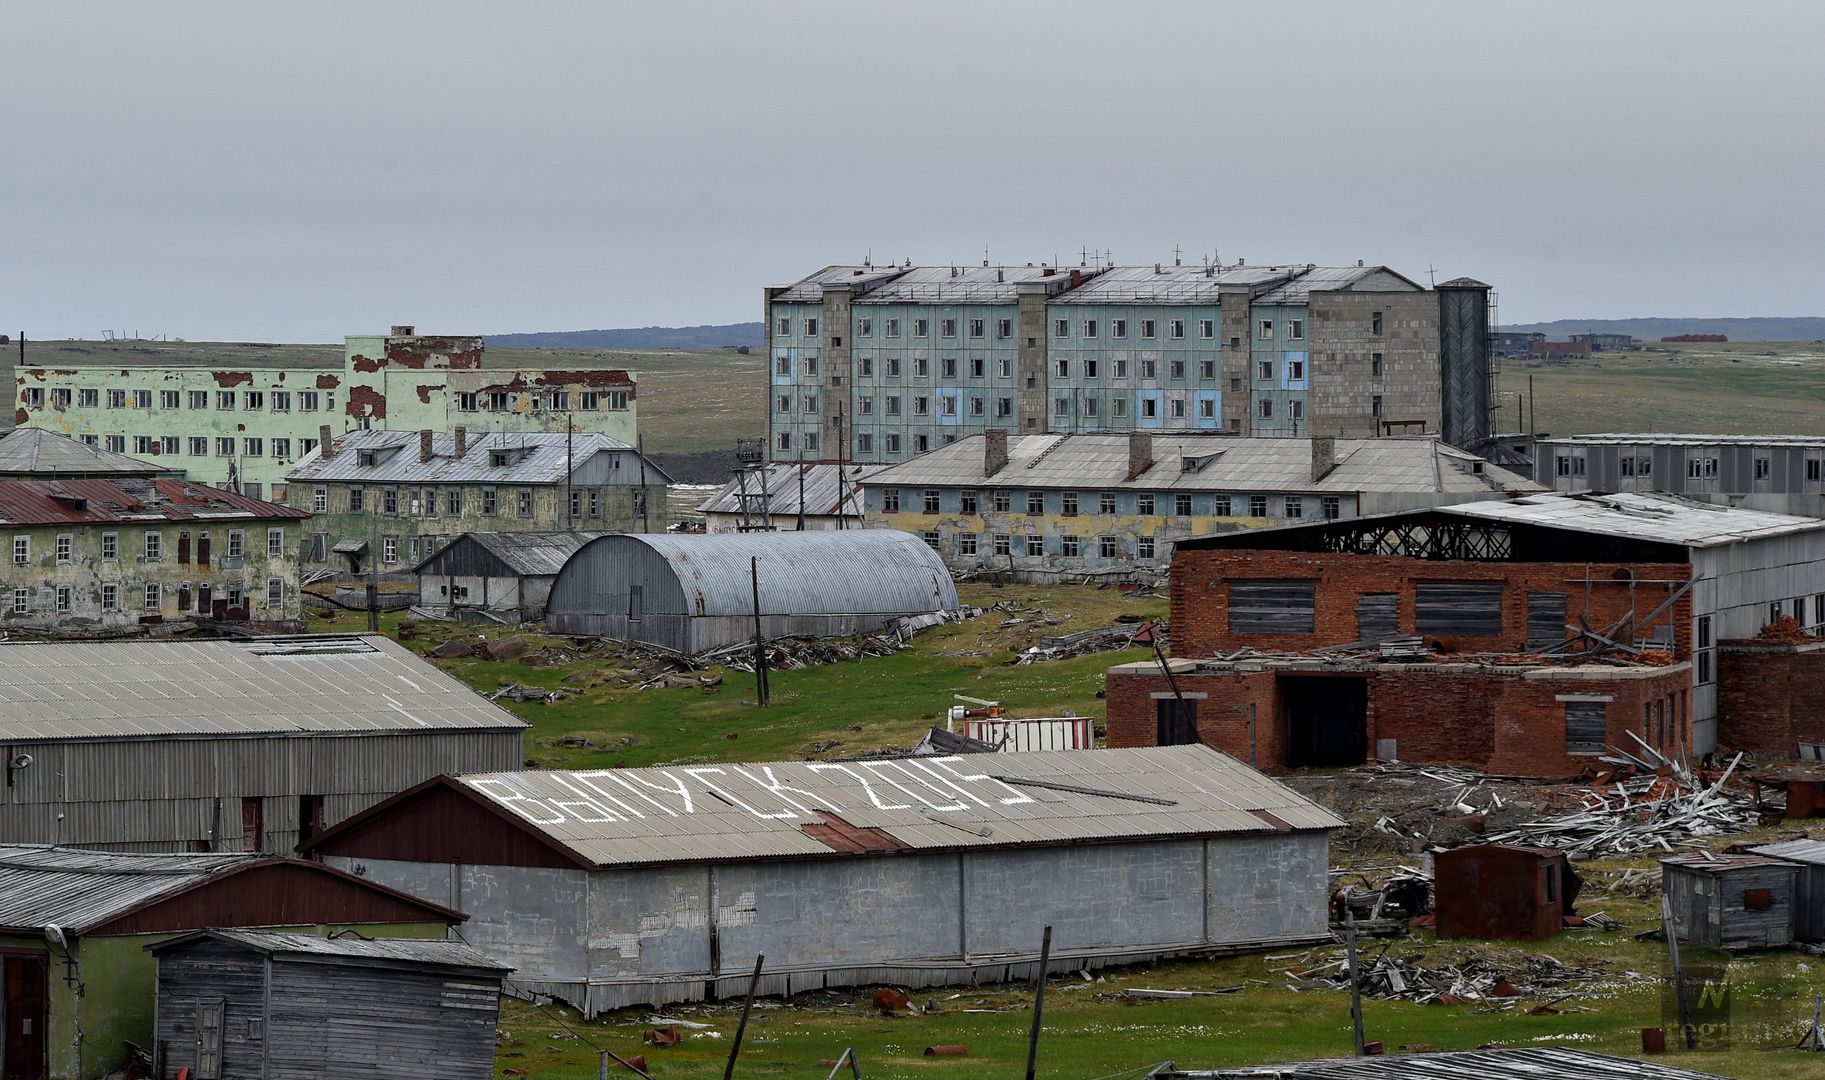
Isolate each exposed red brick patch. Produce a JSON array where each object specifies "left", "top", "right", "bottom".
[
  {"left": 211, "top": 371, "right": 254, "bottom": 387},
  {"left": 315, "top": 373, "right": 339, "bottom": 389},
  {"left": 351, "top": 354, "right": 382, "bottom": 373},
  {"left": 347, "top": 385, "right": 387, "bottom": 420},
  {"left": 416, "top": 384, "right": 436, "bottom": 404}
]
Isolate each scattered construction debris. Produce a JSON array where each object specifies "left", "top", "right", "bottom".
[
  {"left": 1282, "top": 947, "right": 1609, "bottom": 1008},
  {"left": 1483, "top": 753, "right": 1758, "bottom": 858},
  {"left": 1016, "top": 619, "right": 1165, "bottom": 664}
]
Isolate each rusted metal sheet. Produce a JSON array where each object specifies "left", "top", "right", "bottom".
[{"left": 1434, "top": 844, "right": 1579, "bottom": 941}]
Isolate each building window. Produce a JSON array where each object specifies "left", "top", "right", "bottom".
[
  {"left": 969, "top": 396, "right": 984, "bottom": 416},
  {"left": 1110, "top": 319, "right": 1127, "bottom": 338},
  {"left": 1696, "top": 615, "right": 1713, "bottom": 684},
  {"left": 313, "top": 486, "right": 327, "bottom": 512},
  {"left": 1249, "top": 494, "right": 1268, "bottom": 516},
  {"left": 1027, "top": 491, "right": 1045, "bottom": 514},
  {"left": 161, "top": 436, "right": 180, "bottom": 455},
  {"left": 8, "top": 536, "right": 27, "bottom": 566},
  {"left": 10, "top": 588, "right": 25, "bottom": 614},
  {"left": 267, "top": 528, "right": 285, "bottom": 557},
  {"left": 1061, "top": 535, "right": 1080, "bottom": 557},
  {"left": 886, "top": 396, "right": 901, "bottom": 417},
  {"left": 1258, "top": 319, "right": 1274, "bottom": 340},
  {"left": 1258, "top": 399, "right": 1274, "bottom": 419},
  {"left": 226, "top": 530, "right": 244, "bottom": 558},
  {"left": 1174, "top": 493, "right": 1193, "bottom": 516},
  {"left": 920, "top": 530, "right": 940, "bottom": 550},
  {"left": 1207, "top": 494, "right": 1229, "bottom": 515},
  {"left": 923, "top": 489, "right": 941, "bottom": 513},
  {"left": 383, "top": 536, "right": 398, "bottom": 563},
  {"left": 54, "top": 534, "right": 71, "bottom": 564},
  {"left": 79, "top": 388, "right": 99, "bottom": 407},
  {"left": 1137, "top": 493, "right": 1155, "bottom": 515},
  {"left": 859, "top": 317, "right": 873, "bottom": 337},
  {"left": 1168, "top": 359, "right": 1184, "bottom": 380},
  {"left": 1371, "top": 311, "right": 1384, "bottom": 335},
  {"left": 184, "top": 389, "right": 206, "bottom": 409},
  {"left": 1322, "top": 495, "right": 1341, "bottom": 520},
  {"left": 268, "top": 579, "right": 283, "bottom": 604},
  {"left": 1141, "top": 397, "right": 1158, "bottom": 419},
  {"left": 859, "top": 396, "right": 873, "bottom": 415},
  {"left": 243, "top": 437, "right": 263, "bottom": 457},
  {"left": 996, "top": 396, "right": 1013, "bottom": 417},
  {"left": 885, "top": 434, "right": 901, "bottom": 454},
  {"left": 882, "top": 489, "right": 901, "bottom": 513},
  {"left": 1565, "top": 700, "right": 1607, "bottom": 754},
  {"left": 215, "top": 437, "right": 234, "bottom": 457},
  {"left": 1289, "top": 400, "right": 1304, "bottom": 421},
  {"left": 885, "top": 317, "right": 901, "bottom": 338},
  {"left": 1371, "top": 395, "right": 1383, "bottom": 418},
  {"left": 1288, "top": 359, "right": 1305, "bottom": 380},
  {"left": 1169, "top": 397, "right": 1186, "bottom": 418},
  {"left": 1199, "top": 319, "right": 1214, "bottom": 339},
  {"left": 517, "top": 490, "right": 533, "bottom": 518},
  {"left": 1053, "top": 318, "right": 1069, "bottom": 338},
  {"left": 1096, "top": 491, "right": 1116, "bottom": 515},
  {"left": 914, "top": 318, "right": 929, "bottom": 337},
  {"left": 859, "top": 357, "right": 874, "bottom": 378},
  {"left": 143, "top": 583, "right": 161, "bottom": 611},
  {"left": 349, "top": 487, "right": 366, "bottom": 512},
  {"left": 804, "top": 395, "right": 819, "bottom": 413},
  {"left": 101, "top": 583, "right": 118, "bottom": 611},
  {"left": 133, "top": 436, "right": 155, "bottom": 455},
  {"left": 1810, "top": 459, "right": 1823, "bottom": 483},
  {"left": 992, "top": 490, "right": 1012, "bottom": 513},
  {"left": 587, "top": 489, "right": 599, "bottom": 517},
  {"left": 1371, "top": 352, "right": 1383, "bottom": 377},
  {"left": 941, "top": 318, "right": 957, "bottom": 338},
  {"left": 144, "top": 532, "right": 162, "bottom": 561},
  {"left": 482, "top": 488, "right": 497, "bottom": 515},
  {"left": 1284, "top": 496, "right": 1303, "bottom": 519},
  {"left": 382, "top": 488, "right": 399, "bottom": 514},
  {"left": 991, "top": 533, "right": 1011, "bottom": 556},
  {"left": 959, "top": 490, "right": 979, "bottom": 514},
  {"left": 1556, "top": 455, "right": 1587, "bottom": 478},
  {"left": 1755, "top": 457, "right": 1771, "bottom": 480},
  {"left": 1082, "top": 319, "right": 1098, "bottom": 339},
  {"left": 805, "top": 318, "right": 818, "bottom": 335},
  {"left": 1140, "top": 319, "right": 1156, "bottom": 338},
  {"left": 997, "top": 318, "right": 1012, "bottom": 339},
  {"left": 1025, "top": 534, "right": 1045, "bottom": 557},
  {"left": 914, "top": 396, "right": 929, "bottom": 416},
  {"left": 1169, "top": 319, "right": 1184, "bottom": 339},
  {"left": 1288, "top": 319, "right": 1305, "bottom": 340},
  {"left": 959, "top": 533, "right": 978, "bottom": 556},
  {"left": 941, "top": 357, "right": 957, "bottom": 378},
  {"left": 300, "top": 390, "right": 320, "bottom": 411},
  {"left": 131, "top": 389, "right": 151, "bottom": 408},
  {"left": 272, "top": 437, "right": 291, "bottom": 460},
  {"left": 1060, "top": 491, "right": 1079, "bottom": 516},
  {"left": 997, "top": 357, "right": 1012, "bottom": 378},
  {"left": 100, "top": 532, "right": 118, "bottom": 560}
]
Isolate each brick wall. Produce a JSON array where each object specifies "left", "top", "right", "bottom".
[
  {"left": 1107, "top": 662, "right": 1692, "bottom": 776},
  {"left": 1718, "top": 640, "right": 1825, "bottom": 753},
  {"left": 1169, "top": 549, "right": 1693, "bottom": 659}
]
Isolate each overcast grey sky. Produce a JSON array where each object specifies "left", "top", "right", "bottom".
[{"left": 4, "top": 1, "right": 1820, "bottom": 341}]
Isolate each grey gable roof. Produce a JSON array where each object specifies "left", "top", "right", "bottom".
[
  {"left": 152, "top": 928, "right": 510, "bottom": 973},
  {"left": 0, "top": 634, "right": 528, "bottom": 741},
  {"left": 0, "top": 427, "right": 166, "bottom": 477},
  {"left": 285, "top": 428, "right": 674, "bottom": 486},
  {"left": 412, "top": 531, "right": 610, "bottom": 577}
]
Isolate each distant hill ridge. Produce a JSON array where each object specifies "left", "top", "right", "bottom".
[
  {"left": 1502, "top": 317, "right": 1825, "bottom": 341},
  {"left": 488, "top": 323, "right": 763, "bottom": 349}
]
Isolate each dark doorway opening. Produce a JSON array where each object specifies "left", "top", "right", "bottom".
[
  {"left": 1156, "top": 698, "right": 1199, "bottom": 746},
  {"left": 1282, "top": 676, "right": 1368, "bottom": 767},
  {"left": 2, "top": 950, "right": 48, "bottom": 1080}
]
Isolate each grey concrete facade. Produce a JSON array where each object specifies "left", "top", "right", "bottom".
[
  {"left": 1542, "top": 435, "right": 1825, "bottom": 519},
  {"left": 331, "top": 831, "right": 1329, "bottom": 1014}
]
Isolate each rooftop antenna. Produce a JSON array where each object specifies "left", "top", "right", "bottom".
[
  {"left": 1173, "top": 244, "right": 1182, "bottom": 267},
  {"left": 1426, "top": 263, "right": 1438, "bottom": 287},
  {"left": 864, "top": 248, "right": 871, "bottom": 268},
  {"left": 984, "top": 243, "right": 991, "bottom": 267},
  {"left": 1079, "top": 245, "right": 1088, "bottom": 267}
]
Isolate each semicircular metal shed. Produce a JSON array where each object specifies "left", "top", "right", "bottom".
[{"left": 546, "top": 530, "right": 959, "bottom": 651}]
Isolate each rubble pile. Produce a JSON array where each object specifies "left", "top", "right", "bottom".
[
  {"left": 1281, "top": 948, "right": 1610, "bottom": 1007},
  {"left": 1482, "top": 753, "right": 1758, "bottom": 858},
  {"left": 1016, "top": 619, "right": 1165, "bottom": 664}
]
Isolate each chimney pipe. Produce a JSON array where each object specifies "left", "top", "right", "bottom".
[
  {"left": 455, "top": 425, "right": 468, "bottom": 457},
  {"left": 1069, "top": 268, "right": 1082, "bottom": 288},
  {"left": 984, "top": 429, "right": 1009, "bottom": 478},
  {"left": 1311, "top": 435, "right": 1338, "bottom": 482},
  {"left": 419, "top": 429, "right": 434, "bottom": 462},
  {"left": 1127, "top": 430, "right": 1154, "bottom": 480},
  {"left": 318, "top": 425, "right": 335, "bottom": 458}
]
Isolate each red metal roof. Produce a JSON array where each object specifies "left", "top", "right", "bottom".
[{"left": 0, "top": 478, "right": 308, "bottom": 527}]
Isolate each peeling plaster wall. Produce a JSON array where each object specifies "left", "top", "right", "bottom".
[{"left": 0, "top": 518, "right": 301, "bottom": 628}]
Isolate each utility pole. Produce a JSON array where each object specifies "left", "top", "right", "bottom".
[
  {"left": 565, "top": 413, "right": 574, "bottom": 529},
  {"left": 749, "top": 557, "right": 769, "bottom": 706},
  {"left": 1346, "top": 909, "right": 1366, "bottom": 1056},
  {"left": 1024, "top": 925, "right": 1053, "bottom": 1080},
  {"left": 723, "top": 953, "right": 766, "bottom": 1079}
]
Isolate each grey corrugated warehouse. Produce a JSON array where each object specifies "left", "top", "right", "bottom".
[
  {"left": 152, "top": 929, "right": 510, "bottom": 1080},
  {"left": 0, "top": 635, "right": 527, "bottom": 853},
  {"left": 303, "top": 744, "right": 1343, "bottom": 1015},
  {"left": 545, "top": 529, "right": 959, "bottom": 651},
  {"left": 412, "top": 530, "right": 609, "bottom": 623}
]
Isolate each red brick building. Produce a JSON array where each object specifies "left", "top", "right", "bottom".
[{"left": 1106, "top": 493, "right": 1825, "bottom": 773}]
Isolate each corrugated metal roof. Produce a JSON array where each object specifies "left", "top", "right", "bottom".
[
  {"left": 1441, "top": 492, "right": 1825, "bottom": 548},
  {"left": 0, "top": 845, "right": 255, "bottom": 932},
  {"left": 1048, "top": 264, "right": 1296, "bottom": 305},
  {"left": 770, "top": 265, "right": 908, "bottom": 302},
  {"left": 452, "top": 745, "right": 1345, "bottom": 868},
  {"left": 1155, "top": 1046, "right": 1724, "bottom": 1078},
  {"left": 415, "top": 531, "right": 610, "bottom": 576},
  {"left": 558, "top": 530, "right": 958, "bottom": 618},
  {"left": 1661, "top": 852, "right": 1794, "bottom": 874},
  {"left": 852, "top": 264, "right": 1074, "bottom": 305},
  {"left": 0, "top": 476, "right": 308, "bottom": 526},
  {"left": 0, "top": 634, "right": 528, "bottom": 741},
  {"left": 284, "top": 428, "right": 674, "bottom": 485},
  {"left": 1750, "top": 838, "right": 1825, "bottom": 866},
  {"left": 1250, "top": 265, "right": 1424, "bottom": 305},
  {"left": 696, "top": 464, "right": 891, "bottom": 518},
  {"left": 1544, "top": 432, "right": 1825, "bottom": 449},
  {"left": 0, "top": 428, "right": 166, "bottom": 477},
  {"left": 862, "top": 434, "right": 1540, "bottom": 496},
  {"left": 172, "top": 929, "right": 510, "bottom": 972}
]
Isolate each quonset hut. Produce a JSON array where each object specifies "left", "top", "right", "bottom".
[
  {"left": 545, "top": 530, "right": 959, "bottom": 651},
  {"left": 301, "top": 745, "right": 1342, "bottom": 1015}
]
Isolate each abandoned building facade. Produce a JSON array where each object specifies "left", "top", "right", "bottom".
[
  {"left": 861, "top": 430, "right": 1538, "bottom": 579},
  {"left": 765, "top": 262, "right": 1494, "bottom": 465},
  {"left": 0, "top": 635, "right": 527, "bottom": 853},
  {"left": 0, "top": 477, "right": 308, "bottom": 629},
  {"left": 1540, "top": 433, "right": 1825, "bottom": 520},
  {"left": 1105, "top": 493, "right": 1825, "bottom": 773},
  {"left": 303, "top": 745, "right": 1342, "bottom": 1015},
  {"left": 696, "top": 461, "right": 887, "bottom": 533},
  {"left": 545, "top": 529, "right": 958, "bottom": 651},
  {"left": 284, "top": 427, "right": 672, "bottom": 571},
  {"left": 12, "top": 329, "right": 640, "bottom": 499}
]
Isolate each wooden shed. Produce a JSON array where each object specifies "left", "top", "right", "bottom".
[
  {"left": 1434, "top": 844, "right": 1580, "bottom": 941},
  {"left": 151, "top": 929, "right": 510, "bottom": 1080},
  {"left": 1661, "top": 853, "right": 1798, "bottom": 950},
  {"left": 1749, "top": 837, "right": 1825, "bottom": 943}
]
